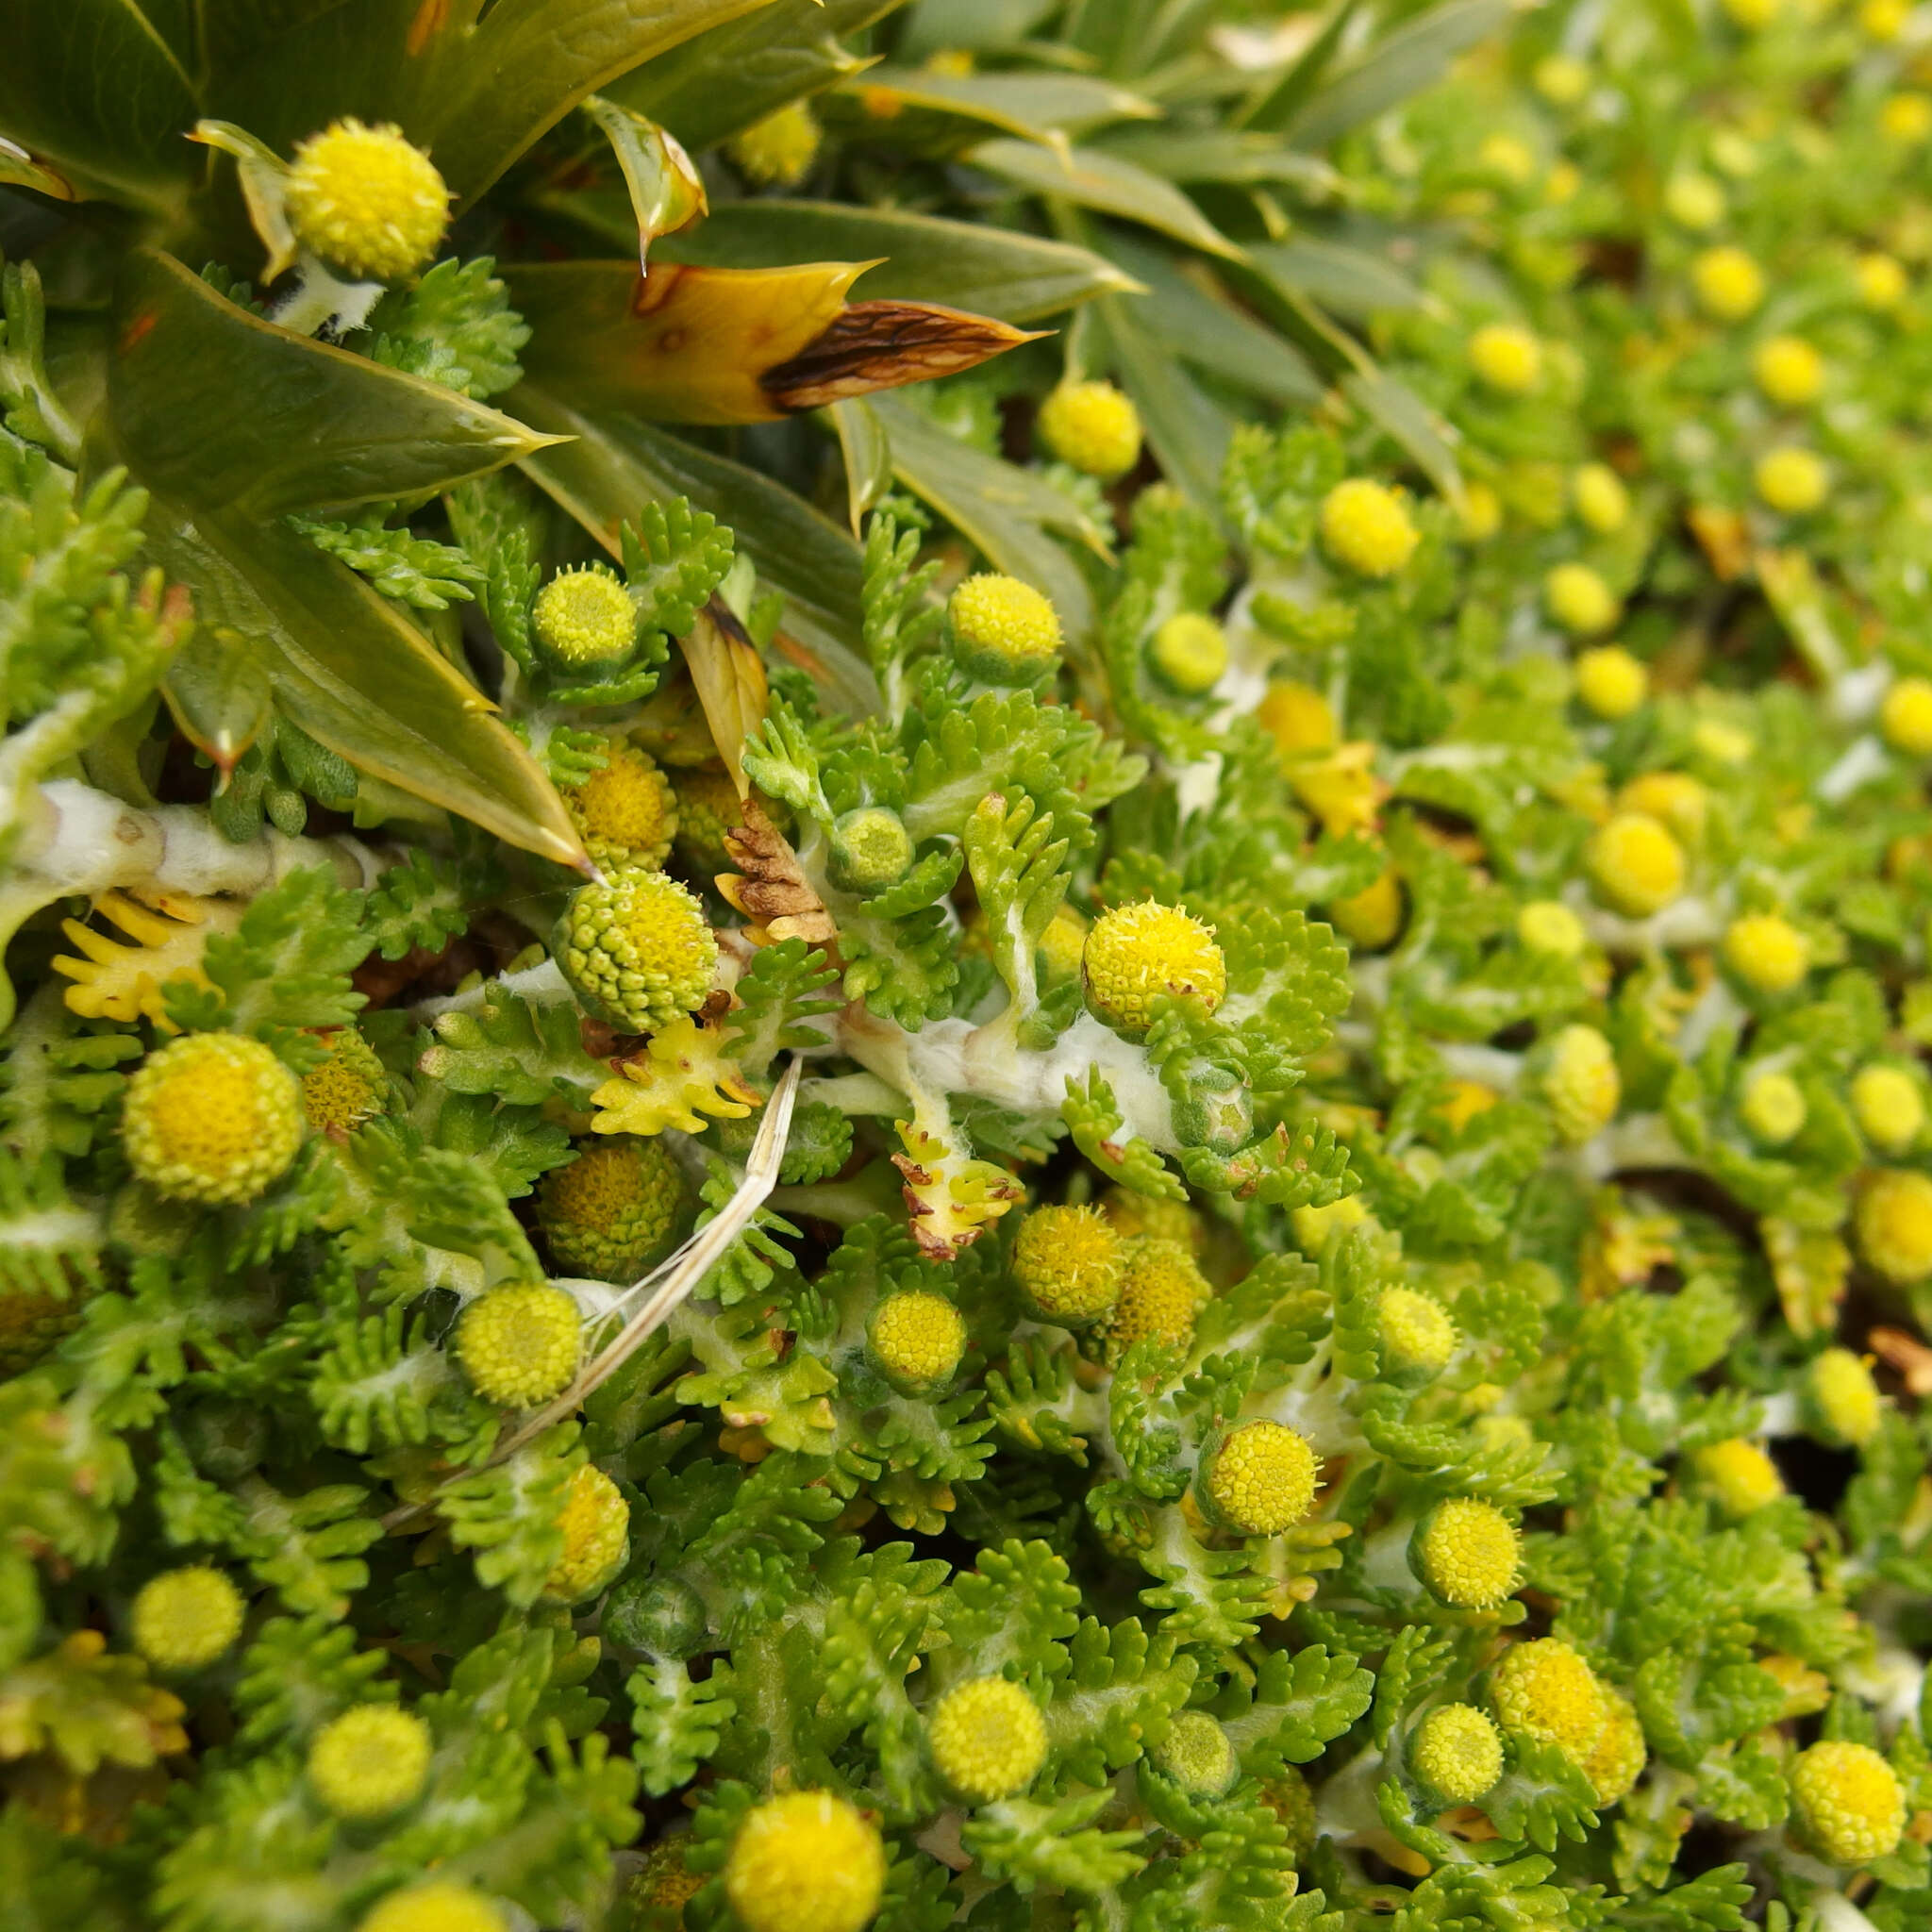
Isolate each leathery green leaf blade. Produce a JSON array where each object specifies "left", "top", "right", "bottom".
[
  {"left": 108, "top": 251, "right": 556, "bottom": 520},
  {"left": 964, "top": 141, "right": 1245, "bottom": 261},
  {"left": 1341, "top": 367, "right": 1465, "bottom": 509},
  {"left": 144, "top": 503, "right": 588, "bottom": 870},
  {"left": 655, "top": 202, "right": 1141, "bottom": 323},
  {"left": 900, "top": 0, "right": 1056, "bottom": 54},
  {"left": 839, "top": 71, "right": 1158, "bottom": 142},
  {"left": 511, "top": 387, "right": 878, "bottom": 718},
  {"left": 161, "top": 622, "right": 275, "bottom": 775},
  {"left": 827, "top": 398, "right": 893, "bottom": 539},
  {"left": 1090, "top": 295, "right": 1231, "bottom": 524},
  {"left": 1249, "top": 238, "right": 1427, "bottom": 320},
  {"left": 1287, "top": 0, "right": 1516, "bottom": 147}
]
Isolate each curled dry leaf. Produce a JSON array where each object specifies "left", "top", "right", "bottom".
[
  {"left": 717, "top": 794, "right": 840, "bottom": 950},
  {"left": 761, "top": 301, "right": 1042, "bottom": 412}
]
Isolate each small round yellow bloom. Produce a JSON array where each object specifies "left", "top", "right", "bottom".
[
  {"left": 555, "top": 870, "right": 718, "bottom": 1035},
  {"left": 1721, "top": 0, "right": 1778, "bottom": 27},
  {"left": 1588, "top": 813, "right": 1686, "bottom": 918},
  {"left": 1100, "top": 1188, "right": 1203, "bottom": 1251},
  {"left": 124, "top": 1033, "right": 305, "bottom": 1207},
  {"left": 542, "top": 1463, "right": 630, "bottom": 1605},
  {"left": 1518, "top": 900, "right": 1587, "bottom": 958},
  {"left": 1723, "top": 912, "right": 1808, "bottom": 993},
  {"left": 1153, "top": 1709, "right": 1237, "bottom": 1795},
  {"left": 1379, "top": 1287, "right": 1458, "bottom": 1374},
  {"left": 1574, "top": 645, "right": 1649, "bottom": 720},
  {"left": 308, "top": 1705, "right": 433, "bottom": 1820},
  {"left": 673, "top": 763, "right": 747, "bottom": 876},
  {"left": 1622, "top": 771, "right": 1708, "bottom": 843},
  {"left": 1320, "top": 478, "right": 1421, "bottom": 576},
  {"left": 727, "top": 101, "right": 823, "bottom": 189},
  {"left": 1694, "top": 1437, "right": 1784, "bottom": 1517},
  {"left": 1753, "top": 336, "right": 1824, "bottom": 408},
  {"left": 1863, "top": 0, "right": 1910, "bottom": 35},
  {"left": 357, "top": 1883, "right": 507, "bottom": 1932},
  {"left": 1414, "top": 1704, "right": 1504, "bottom": 1803},
  {"left": 1083, "top": 901, "right": 1225, "bottom": 1036},
  {"left": 1691, "top": 246, "right": 1765, "bottom": 322},
  {"left": 1858, "top": 252, "right": 1909, "bottom": 310},
  {"left": 300, "top": 1028, "right": 387, "bottom": 1137},
  {"left": 1441, "top": 1081, "right": 1500, "bottom": 1131},
  {"left": 1257, "top": 680, "right": 1338, "bottom": 758},
  {"left": 1477, "top": 133, "right": 1537, "bottom": 186},
  {"left": 829, "top": 808, "right": 914, "bottom": 895},
  {"left": 927, "top": 1676, "right": 1049, "bottom": 1802},
  {"left": 869, "top": 1291, "right": 967, "bottom": 1392},
  {"left": 1469, "top": 323, "right": 1543, "bottom": 395},
  {"left": 1740, "top": 1070, "right": 1807, "bottom": 1146},
  {"left": 1857, "top": 1169, "right": 1932, "bottom": 1283},
  {"left": 1459, "top": 479, "right": 1504, "bottom": 541},
  {"left": 1101, "top": 1237, "right": 1212, "bottom": 1361},
  {"left": 537, "top": 1137, "right": 689, "bottom": 1284},
  {"left": 1011, "top": 1205, "right": 1124, "bottom": 1324},
  {"left": 455, "top": 1282, "right": 581, "bottom": 1408},
  {"left": 724, "top": 1790, "right": 887, "bottom": 1932},
  {"left": 1414, "top": 1499, "right": 1520, "bottom": 1608},
  {"left": 1545, "top": 562, "right": 1621, "bottom": 637},
  {"left": 1151, "top": 612, "right": 1228, "bottom": 694},
  {"left": 1755, "top": 446, "right": 1827, "bottom": 516},
  {"left": 534, "top": 566, "right": 637, "bottom": 668},
  {"left": 1664, "top": 173, "right": 1726, "bottom": 231},
  {"left": 1880, "top": 676, "right": 1932, "bottom": 757},
  {"left": 285, "top": 119, "right": 449, "bottom": 281},
  {"left": 1790, "top": 1740, "right": 1906, "bottom": 1865},
  {"left": 1491, "top": 1640, "right": 1607, "bottom": 1759},
  {"left": 1330, "top": 868, "right": 1404, "bottom": 950},
  {"left": 1291, "top": 1192, "right": 1371, "bottom": 1253},
  {"left": 131, "top": 1567, "right": 244, "bottom": 1672},
  {"left": 1853, "top": 1066, "right": 1925, "bottom": 1154},
  {"left": 1809, "top": 1347, "right": 1883, "bottom": 1448},
  {"left": 1573, "top": 463, "right": 1631, "bottom": 535},
  {"left": 562, "top": 744, "right": 677, "bottom": 872},
  {"left": 1545, "top": 1025, "right": 1621, "bottom": 1144},
  {"left": 1533, "top": 55, "right": 1591, "bottom": 106},
  {"left": 1201, "top": 1420, "right": 1320, "bottom": 1536},
  {"left": 1581, "top": 1692, "right": 1647, "bottom": 1807},
  {"left": 1037, "top": 381, "right": 1143, "bottom": 480},
  {"left": 1692, "top": 719, "right": 1754, "bottom": 765},
  {"left": 1883, "top": 92, "right": 1932, "bottom": 142},
  {"left": 950, "top": 574, "right": 1063, "bottom": 681}
]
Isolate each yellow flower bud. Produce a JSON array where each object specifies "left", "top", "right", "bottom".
[
  {"left": 1413, "top": 1498, "right": 1520, "bottom": 1608},
  {"left": 1692, "top": 719, "right": 1755, "bottom": 765},
  {"left": 1882, "top": 92, "right": 1932, "bottom": 142},
  {"left": 1291, "top": 1193, "right": 1371, "bottom": 1253},
  {"left": 1379, "top": 1287, "right": 1458, "bottom": 1374},
  {"left": 1664, "top": 173, "right": 1727, "bottom": 230},
  {"left": 1790, "top": 1740, "right": 1906, "bottom": 1865},
  {"left": 1518, "top": 900, "right": 1587, "bottom": 958},
  {"left": 1491, "top": 1639, "right": 1607, "bottom": 1759},
  {"left": 724, "top": 1790, "right": 887, "bottom": 1932},
  {"left": 1200, "top": 1420, "right": 1321, "bottom": 1536},
  {"left": 300, "top": 1027, "right": 388, "bottom": 1137},
  {"left": 1693, "top": 1437, "right": 1784, "bottom": 1517},
  {"left": 308, "top": 1705, "right": 433, "bottom": 1820},
  {"left": 1545, "top": 562, "right": 1621, "bottom": 636},
  {"left": 868, "top": 1290, "right": 967, "bottom": 1392},
  {"left": 555, "top": 870, "right": 718, "bottom": 1035},
  {"left": 1857, "top": 1169, "right": 1932, "bottom": 1282},
  {"left": 131, "top": 1566, "right": 244, "bottom": 1673},
  {"left": 1753, "top": 336, "right": 1824, "bottom": 408},
  {"left": 1755, "top": 446, "right": 1827, "bottom": 515},
  {"left": 1153, "top": 1709, "right": 1238, "bottom": 1795},
  {"left": 1880, "top": 675, "right": 1932, "bottom": 757},
  {"left": 1011, "top": 1204, "right": 1124, "bottom": 1324},
  {"left": 1573, "top": 462, "right": 1631, "bottom": 535},
  {"left": 1459, "top": 479, "right": 1504, "bottom": 541},
  {"left": 1083, "top": 901, "right": 1225, "bottom": 1036},
  {"left": 1544, "top": 1024, "right": 1621, "bottom": 1143},
  {"left": 1809, "top": 1347, "right": 1883, "bottom": 1448},
  {"left": 1330, "top": 868, "right": 1405, "bottom": 950},
  {"left": 1863, "top": 0, "right": 1910, "bottom": 36},
  {"left": 1581, "top": 1691, "right": 1647, "bottom": 1807},
  {"left": 1150, "top": 612, "right": 1229, "bottom": 694},
  {"left": 1413, "top": 1703, "right": 1505, "bottom": 1803},
  {"left": 1258, "top": 680, "right": 1339, "bottom": 758},
  {"left": 1690, "top": 245, "right": 1765, "bottom": 322},
  {"left": 1740, "top": 1070, "right": 1807, "bottom": 1146},
  {"left": 727, "top": 102, "right": 823, "bottom": 189},
  {"left": 1722, "top": 913, "right": 1808, "bottom": 993},
  {"left": 1588, "top": 813, "right": 1686, "bottom": 917},
  {"left": 455, "top": 1283, "right": 581, "bottom": 1408},
  {"left": 927, "top": 1675, "right": 1048, "bottom": 1802},
  {"left": 537, "top": 1137, "right": 690, "bottom": 1283},
  {"left": 1037, "top": 381, "right": 1143, "bottom": 480},
  {"left": 562, "top": 743, "right": 678, "bottom": 872},
  {"left": 534, "top": 566, "right": 638, "bottom": 668},
  {"left": 357, "top": 1883, "right": 508, "bottom": 1932},
  {"left": 1477, "top": 133, "right": 1537, "bottom": 187},
  {"left": 1100, "top": 1237, "right": 1212, "bottom": 1362},
  {"left": 285, "top": 119, "right": 449, "bottom": 281},
  {"left": 123, "top": 1033, "right": 305, "bottom": 1207},
  {"left": 541, "top": 1463, "right": 629, "bottom": 1605},
  {"left": 1574, "top": 645, "right": 1649, "bottom": 720},
  {"left": 1853, "top": 1065, "right": 1925, "bottom": 1154},
  {"left": 1620, "top": 771, "right": 1708, "bottom": 843},
  {"left": 1858, "top": 251, "right": 1909, "bottom": 310},
  {"left": 1533, "top": 56, "right": 1591, "bottom": 106},
  {"left": 1469, "top": 323, "right": 1544, "bottom": 395},
  {"left": 1320, "top": 478, "right": 1421, "bottom": 576}
]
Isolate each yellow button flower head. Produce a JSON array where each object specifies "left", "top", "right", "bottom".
[
  {"left": 1664, "top": 172, "right": 1726, "bottom": 230},
  {"left": 1574, "top": 645, "right": 1649, "bottom": 720},
  {"left": 1858, "top": 251, "right": 1909, "bottom": 310},
  {"left": 829, "top": 807, "right": 914, "bottom": 895},
  {"left": 1258, "top": 680, "right": 1339, "bottom": 758},
  {"left": 1459, "top": 479, "right": 1504, "bottom": 541},
  {"left": 285, "top": 119, "right": 449, "bottom": 281},
  {"left": 1469, "top": 322, "right": 1543, "bottom": 394},
  {"left": 1331, "top": 868, "right": 1404, "bottom": 950},
  {"left": 1694, "top": 1438, "right": 1784, "bottom": 1517},
  {"left": 1153, "top": 1709, "right": 1238, "bottom": 1795},
  {"left": 1544, "top": 1024, "right": 1621, "bottom": 1144},
  {"left": 131, "top": 1566, "right": 244, "bottom": 1672},
  {"left": 1491, "top": 1640, "right": 1607, "bottom": 1759},
  {"left": 1740, "top": 1070, "right": 1807, "bottom": 1146},
  {"left": 541, "top": 1463, "right": 630, "bottom": 1605},
  {"left": 1864, "top": 0, "right": 1910, "bottom": 36},
  {"left": 1756, "top": 446, "right": 1826, "bottom": 515},
  {"left": 1518, "top": 900, "right": 1587, "bottom": 958},
  {"left": 1621, "top": 770, "right": 1708, "bottom": 842},
  {"left": 724, "top": 1790, "right": 887, "bottom": 1932},
  {"left": 1691, "top": 245, "right": 1765, "bottom": 321},
  {"left": 950, "top": 574, "right": 1063, "bottom": 683},
  {"left": 1573, "top": 462, "right": 1631, "bottom": 535},
  {"left": 1038, "top": 381, "right": 1143, "bottom": 480},
  {"left": 1722, "top": 0, "right": 1778, "bottom": 27},
  {"left": 308, "top": 1705, "right": 433, "bottom": 1820},
  {"left": 928, "top": 1676, "right": 1049, "bottom": 1802},
  {"left": 1857, "top": 1169, "right": 1932, "bottom": 1283},
  {"left": 534, "top": 565, "right": 638, "bottom": 669},
  {"left": 869, "top": 1291, "right": 967, "bottom": 1393},
  {"left": 1151, "top": 612, "right": 1229, "bottom": 694},
  {"left": 1200, "top": 1420, "right": 1320, "bottom": 1536},
  {"left": 672, "top": 764, "right": 747, "bottom": 877},
  {"left": 1809, "top": 1347, "right": 1883, "bottom": 1448},
  {"left": 1883, "top": 92, "right": 1932, "bottom": 142},
  {"left": 1320, "top": 478, "right": 1421, "bottom": 576},
  {"left": 1588, "top": 813, "right": 1685, "bottom": 917},
  {"left": 1413, "top": 1704, "right": 1505, "bottom": 1804},
  {"left": 1534, "top": 55, "right": 1591, "bottom": 105},
  {"left": 300, "top": 1027, "right": 387, "bottom": 1138},
  {"left": 455, "top": 1282, "right": 581, "bottom": 1408},
  {"left": 1545, "top": 562, "right": 1621, "bottom": 637},
  {"left": 358, "top": 1883, "right": 508, "bottom": 1932},
  {"left": 1102, "top": 1187, "right": 1205, "bottom": 1250},
  {"left": 1414, "top": 1499, "right": 1521, "bottom": 1608},
  {"left": 1083, "top": 901, "right": 1225, "bottom": 1037},
  {"left": 1790, "top": 1740, "right": 1906, "bottom": 1865},
  {"left": 1853, "top": 1066, "right": 1925, "bottom": 1154},
  {"left": 727, "top": 101, "right": 823, "bottom": 189},
  {"left": 1101, "top": 1237, "right": 1212, "bottom": 1361},
  {"left": 1880, "top": 676, "right": 1932, "bottom": 757},
  {"left": 1379, "top": 1287, "right": 1458, "bottom": 1374},
  {"left": 1723, "top": 912, "right": 1808, "bottom": 993},
  {"left": 1581, "top": 1691, "right": 1647, "bottom": 1807},
  {"left": 1477, "top": 133, "right": 1537, "bottom": 186},
  {"left": 1011, "top": 1204, "right": 1124, "bottom": 1324},
  {"left": 556, "top": 870, "right": 718, "bottom": 1035},
  {"left": 124, "top": 1033, "right": 305, "bottom": 1206},
  {"left": 1291, "top": 1192, "right": 1370, "bottom": 1253},
  {"left": 537, "top": 1137, "right": 690, "bottom": 1284},
  {"left": 1754, "top": 336, "right": 1824, "bottom": 408},
  {"left": 562, "top": 744, "right": 677, "bottom": 873}
]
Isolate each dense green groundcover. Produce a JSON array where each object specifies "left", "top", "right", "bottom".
[{"left": 11, "top": 2, "right": 1932, "bottom": 1930}]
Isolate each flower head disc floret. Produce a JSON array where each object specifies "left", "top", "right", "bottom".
[
  {"left": 1581, "top": 1692, "right": 1647, "bottom": 1807},
  {"left": 1882, "top": 676, "right": 1932, "bottom": 757},
  {"left": 1153, "top": 1709, "right": 1238, "bottom": 1795},
  {"left": 1790, "top": 1740, "right": 1906, "bottom": 1865},
  {"left": 1756, "top": 446, "right": 1827, "bottom": 514},
  {"left": 1809, "top": 1347, "right": 1882, "bottom": 1447},
  {"left": 124, "top": 1033, "right": 305, "bottom": 1206},
  {"left": 1573, "top": 463, "right": 1631, "bottom": 534},
  {"left": 1575, "top": 645, "right": 1648, "bottom": 719},
  {"left": 1724, "top": 913, "right": 1808, "bottom": 993},
  {"left": 949, "top": 575, "right": 1063, "bottom": 682},
  {"left": 537, "top": 1137, "right": 689, "bottom": 1282},
  {"left": 1413, "top": 1498, "right": 1521, "bottom": 1607},
  {"left": 1491, "top": 1639, "right": 1607, "bottom": 1759},
  {"left": 1740, "top": 1071, "right": 1806, "bottom": 1146},
  {"left": 1083, "top": 901, "right": 1225, "bottom": 1037},
  {"left": 1755, "top": 336, "right": 1824, "bottom": 407},
  {"left": 300, "top": 1028, "right": 387, "bottom": 1137},
  {"left": 728, "top": 102, "right": 823, "bottom": 188},
  {"left": 928, "top": 1675, "right": 1049, "bottom": 1801},
  {"left": 541, "top": 1463, "right": 630, "bottom": 1604},
  {"left": 1012, "top": 1205, "right": 1124, "bottom": 1324},
  {"left": 308, "top": 1705, "right": 433, "bottom": 1819},
  {"left": 1320, "top": 478, "right": 1421, "bottom": 576},
  {"left": 1545, "top": 562, "right": 1621, "bottom": 636},
  {"left": 1413, "top": 1704, "right": 1504, "bottom": 1804},
  {"left": 1378, "top": 1287, "right": 1458, "bottom": 1374},
  {"left": 1099, "top": 1237, "right": 1211, "bottom": 1362},
  {"left": 1852, "top": 1065, "right": 1924, "bottom": 1153},
  {"left": 1200, "top": 1420, "right": 1320, "bottom": 1536},
  {"left": 869, "top": 1290, "right": 967, "bottom": 1392},
  {"left": 285, "top": 120, "right": 450, "bottom": 280},
  {"left": 534, "top": 566, "right": 639, "bottom": 669},
  {"left": 1469, "top": 323, "right": 1543, "bottom": 394},
  {"left": 455, "top": 1282, "right": 581, "bottom": 1408},
  {"left": 1691, "top": 245, "right": 1765, "bottom": 320},
  {"left": 1038, "top": 381, "right": 1144, "bottom": 479},
  {"left": 131, "top": 1566, "right": 244, "bottom": 1672},
  {"left": 1693, "top": 1437, "right": 1784, "bottom": 1516},
  {"left": 1857, "top": 1169, "right": 1932, "bottom": 1283},
  {"left": 1588, "top": 813, "right": 1685, "bottom": 917},
  {"left": 1544, "top": 1024, "right": 1621, "bottom": 1143},
  {"left": 830, "top": 807, "right": 915, "bottom": 894},
  {"left": 563, "top": 744, "right": 677, "bottom": 872},
  {"left": 556, "top": 870, "right": 717, "bottom": 1035},
  {"left": 357, "top": 1884, "right": 507, "bottom": 1932},
  {"left": 1151, "top": 612, "right": 1230, "bottom": 694},
  {"left": 724, "top": 1790, "right": 887, "bottom": 1932}
]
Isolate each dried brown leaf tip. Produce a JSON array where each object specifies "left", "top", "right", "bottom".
[
  {"left": 762, "top": 303, "right": 1042, "bottom": 413},
  {"left": 718, "top": 795, "right": 840, "bottom": 950}
]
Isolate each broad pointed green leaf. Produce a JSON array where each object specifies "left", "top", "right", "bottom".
[
  {"left": 964, "top": 140, "right": 1244, "bottom": 261},
  {"left": 828, "top": 399, "right": 893, "bottom": 539},
  {"left": 838, "top": 71, "right": 1158, "bottom": 143},
  {"left": 1286, "top": 0, "right": 1516, "bottom": 147},
  {"left": 1089, "top": 295, "right": 1231, "bottom": 522},
  {"left": 1249, "top": 237, "right": 1427, "bottom": 320},
  {"left": 1239, "top": 0, "right": 1364, "bottom": 134},
  {"left": 579, "top": 97, "right": 708, "bottom": 270},
  {"left": 1341, "top": 367, "right": 1465, "bottom": 508},
  {"left": 900, "top": 0, "right": 1055, "bottom": 53},
  {"left": 1095, "top": 128, "right": 1337, "bottom": 193}
]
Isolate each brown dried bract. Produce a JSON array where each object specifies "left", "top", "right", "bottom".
[
  {"left": 718, "top": 794, "right": 840, "bottom": 950},
  {"left": 762, "top": 302, "right": 1041, "bottom": 412}
]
